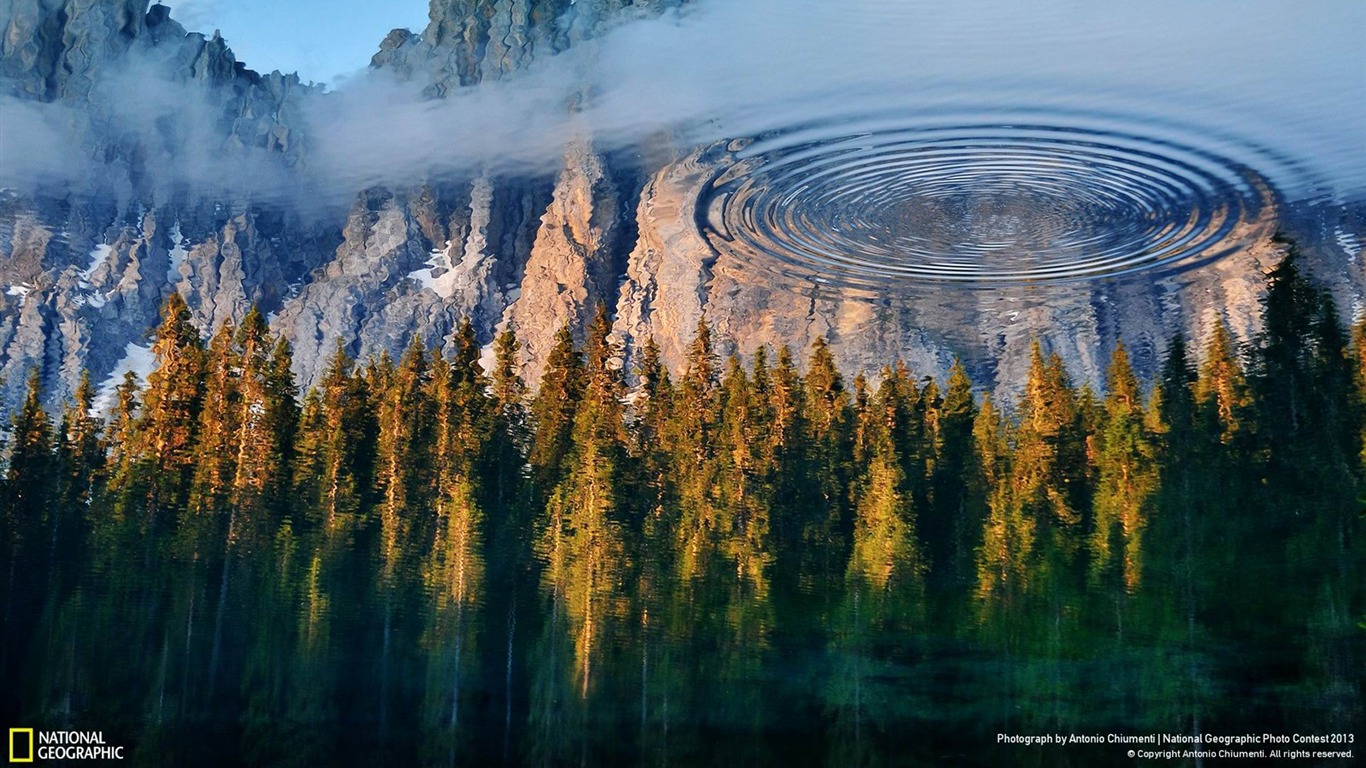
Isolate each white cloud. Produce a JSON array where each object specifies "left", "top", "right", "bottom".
[{"left": 2, "top": 0, "right": 1362, "bottom": 210}]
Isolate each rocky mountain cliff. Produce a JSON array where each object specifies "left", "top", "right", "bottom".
[{"left": 1, "top": 0, "right": 1362, "bottom": 418}]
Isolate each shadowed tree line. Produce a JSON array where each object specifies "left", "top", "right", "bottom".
[{"left": 0, "top": 239, "right": 1362, "bottom": 767}]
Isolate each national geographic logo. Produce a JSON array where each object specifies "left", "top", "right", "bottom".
[
  {"left": 7, "top": 730, "right": 32, "bottom": 763},
  {"left": 8, "top": 729, "right": 124, "bottom": 762}
]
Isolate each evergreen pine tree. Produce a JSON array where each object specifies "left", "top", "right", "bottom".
[
  {"left": 57, "top": 371, "right": 104, "bottom": 510},
  {"left": 189, "top": 319, "right": 241, "bottom": 517},
  {"left": 489, "top": 327, "right": 528, "bottom": 509},
  {"left": 135, "top": 293, "right": 207, "bottom": 515},
  {"left": 1253, "top": 239, "right": 1359, "bottom": 514},
  {"left": 1011, "top": 341, "right": 1088, "bottom": 582},
  {"left": 848, "top": 375, "right": 925, "bottom": 605},
  {"left": 1151, "top": 334, "right": 1201, "bottom": 558},
  {"left": 767, "top": 345, "right": 808, "bottom": 546},
  {"left": 1146, "top": 332, "right": 1212, "bottom": 688},
  {"left": 1090, "top": 342, "right": 1158, "bottom": 592},
  {"left": 801, "top": 337, "right": 853, "bottom": 593},
  {"left": 714, "top": 353, "right": 775, "bottom": 597},
  {"left": 749, "top": 346, "right": 778, "bottom": 480},
  {"left": 104, "top": 371, "right": 143, "bottom": 501},
  {"left": 421, "top": 321, "right": 490, "bottom": 758},
  {"left": 376, "top": 337, "right": 435, "bottom": 583},
  {"left": 1196, "top": 319, "right": 1254, "bottom": 449},
  {"left": 669, "top": 318, "right": 722, "bottom": 583},
  {"left": 974, "top": 392, "right": 1034, "bottom": 619},
  {"left": 265, "top": 338, "right": 301, "bottom": 500},
  {"left": 632, "top": 335, "right": 674, "bottom": 515},
  {"left": 445, "top": 318, "right": 493, "bottom": 484},
  {"left": 528, "top": 322, "right": 583, "bottom": 500},
  {"left": 805, "top": 338, "right": 852, "bottom": 510},
  {"left": 291, "top": 388, "right": 328, "bottom": 524},
  {"left": 850, "top": 373, "right": 873, "bottom": 469},
  {"left": 299, "top": 342, "right": 376, "bottom": 535},
  {"left": 672, "top": 317, "right": 720, "bottom": 476},
  {"left": 3, "top": 369, "right": 56, "bottom": 530},
  {"left": 538, "top": 305, "right": 630, "bottom": 700},
  {"left": 0, "top": 370, "right": 56, "bottom": 688},
  {"left": 231, "top": 309, "right": 297, "bottom": 519},
  {"left": 633, "top": 336, "right": 672, "bottom": 458},
  {"left": 1155, "top": 334, "right": 1198, "bottom": 460},
  {"left": 928, "top": 359, "right": 982, "bottom": 589}
]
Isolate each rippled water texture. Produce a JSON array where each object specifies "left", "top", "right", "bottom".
[
  {"left": 675, "top": 0, "right": 1362, "bottom": 294},
  {"left": 701, "top": 113, "right": 1290, "bottom": 290}
]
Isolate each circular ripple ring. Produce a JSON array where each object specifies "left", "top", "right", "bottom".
[{"left": 699, "top": 120, "right": 1274, "bottom": 289}]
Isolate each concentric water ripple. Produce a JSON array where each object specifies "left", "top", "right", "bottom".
[{"left": 699, "top": 114, "right": 1283, "bottom": 290}]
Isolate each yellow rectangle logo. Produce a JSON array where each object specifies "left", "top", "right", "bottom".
[{"left": 8, "top": 728, "right": 34, "bottom": 763}]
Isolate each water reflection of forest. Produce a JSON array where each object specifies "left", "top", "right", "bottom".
[{"left": 1, "top": 238, "right": 1361, "bottom": 767}]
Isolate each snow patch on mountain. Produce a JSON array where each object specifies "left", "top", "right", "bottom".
[
  {"left": 168, "top": 222, "right": 188, "bottom": 282},
  {"left": 83, "top": 244, "right": 113, "bottom": 281},
  {"left": 92, "top": 342, "right": 156, "bottom": 416}
]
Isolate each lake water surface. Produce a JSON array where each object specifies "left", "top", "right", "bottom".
[{"left": 3, "top": 2, "right": 1363, "bottom": 766}]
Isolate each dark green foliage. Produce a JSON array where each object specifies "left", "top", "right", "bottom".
[
  {"left": 0, "top": 372, "right": 58, "bottom": 678},
  {"left": 671, "top": 316, "right": 721, "bottom": 483},
  {"left": 58, "top": 371, "right": 104, "bottom": 509},
  {"left": 528, "top": 322, "right": 583, "bottom": 501},
  {"left": 295, "top": 341, "right": 377, "bottom": 534},
  {"left": 4, "top": 369, "right": 56, "bottom": 520},
  {"left": 1254, "top": 237, "right": 1359, "bottom": 518},
  {"left": 927, "top": 359, "right": 982, "bottom": 589},
  {"left": 488, "top": 327, "right": 529, "bottom": 509},
  {"left": 3, "top": 243, "right": 1363, "bottom": 766}
]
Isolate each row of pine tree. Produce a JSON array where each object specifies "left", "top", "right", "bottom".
[{"left": 0, "top": 239, "right": 1361, "bottom": 765}]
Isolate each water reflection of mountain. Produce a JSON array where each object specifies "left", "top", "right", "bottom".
[
  {"left": 1, "top": 2, "right": 1363, "bottom": 766},
  {"left": 2, "top": 1, "right": 1364, "bottom": 415},
  {"left": 682, "top": 139, "right": 1350, "bottom": 403}
]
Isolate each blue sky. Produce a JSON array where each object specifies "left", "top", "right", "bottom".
[{"left": 164, "top": 0, "right": 430, "bottom": 86}]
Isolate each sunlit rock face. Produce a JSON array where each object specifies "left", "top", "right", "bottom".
[
  {"left": 612, "top": 138, "right": 1304, "bottom": 404},
  {"left": 1, "top": 0, "right": 1362, "bottom": 415}
]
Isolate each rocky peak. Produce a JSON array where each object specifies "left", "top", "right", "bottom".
[
  {"left": 1, "top": 0, "right": 258, "bottom": 100},
  {"left": 1, "top": 0, "right": 148, "bottom": 100},
  {"left": 371, "top": 0, "right": 689, "bottom": 94}
]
